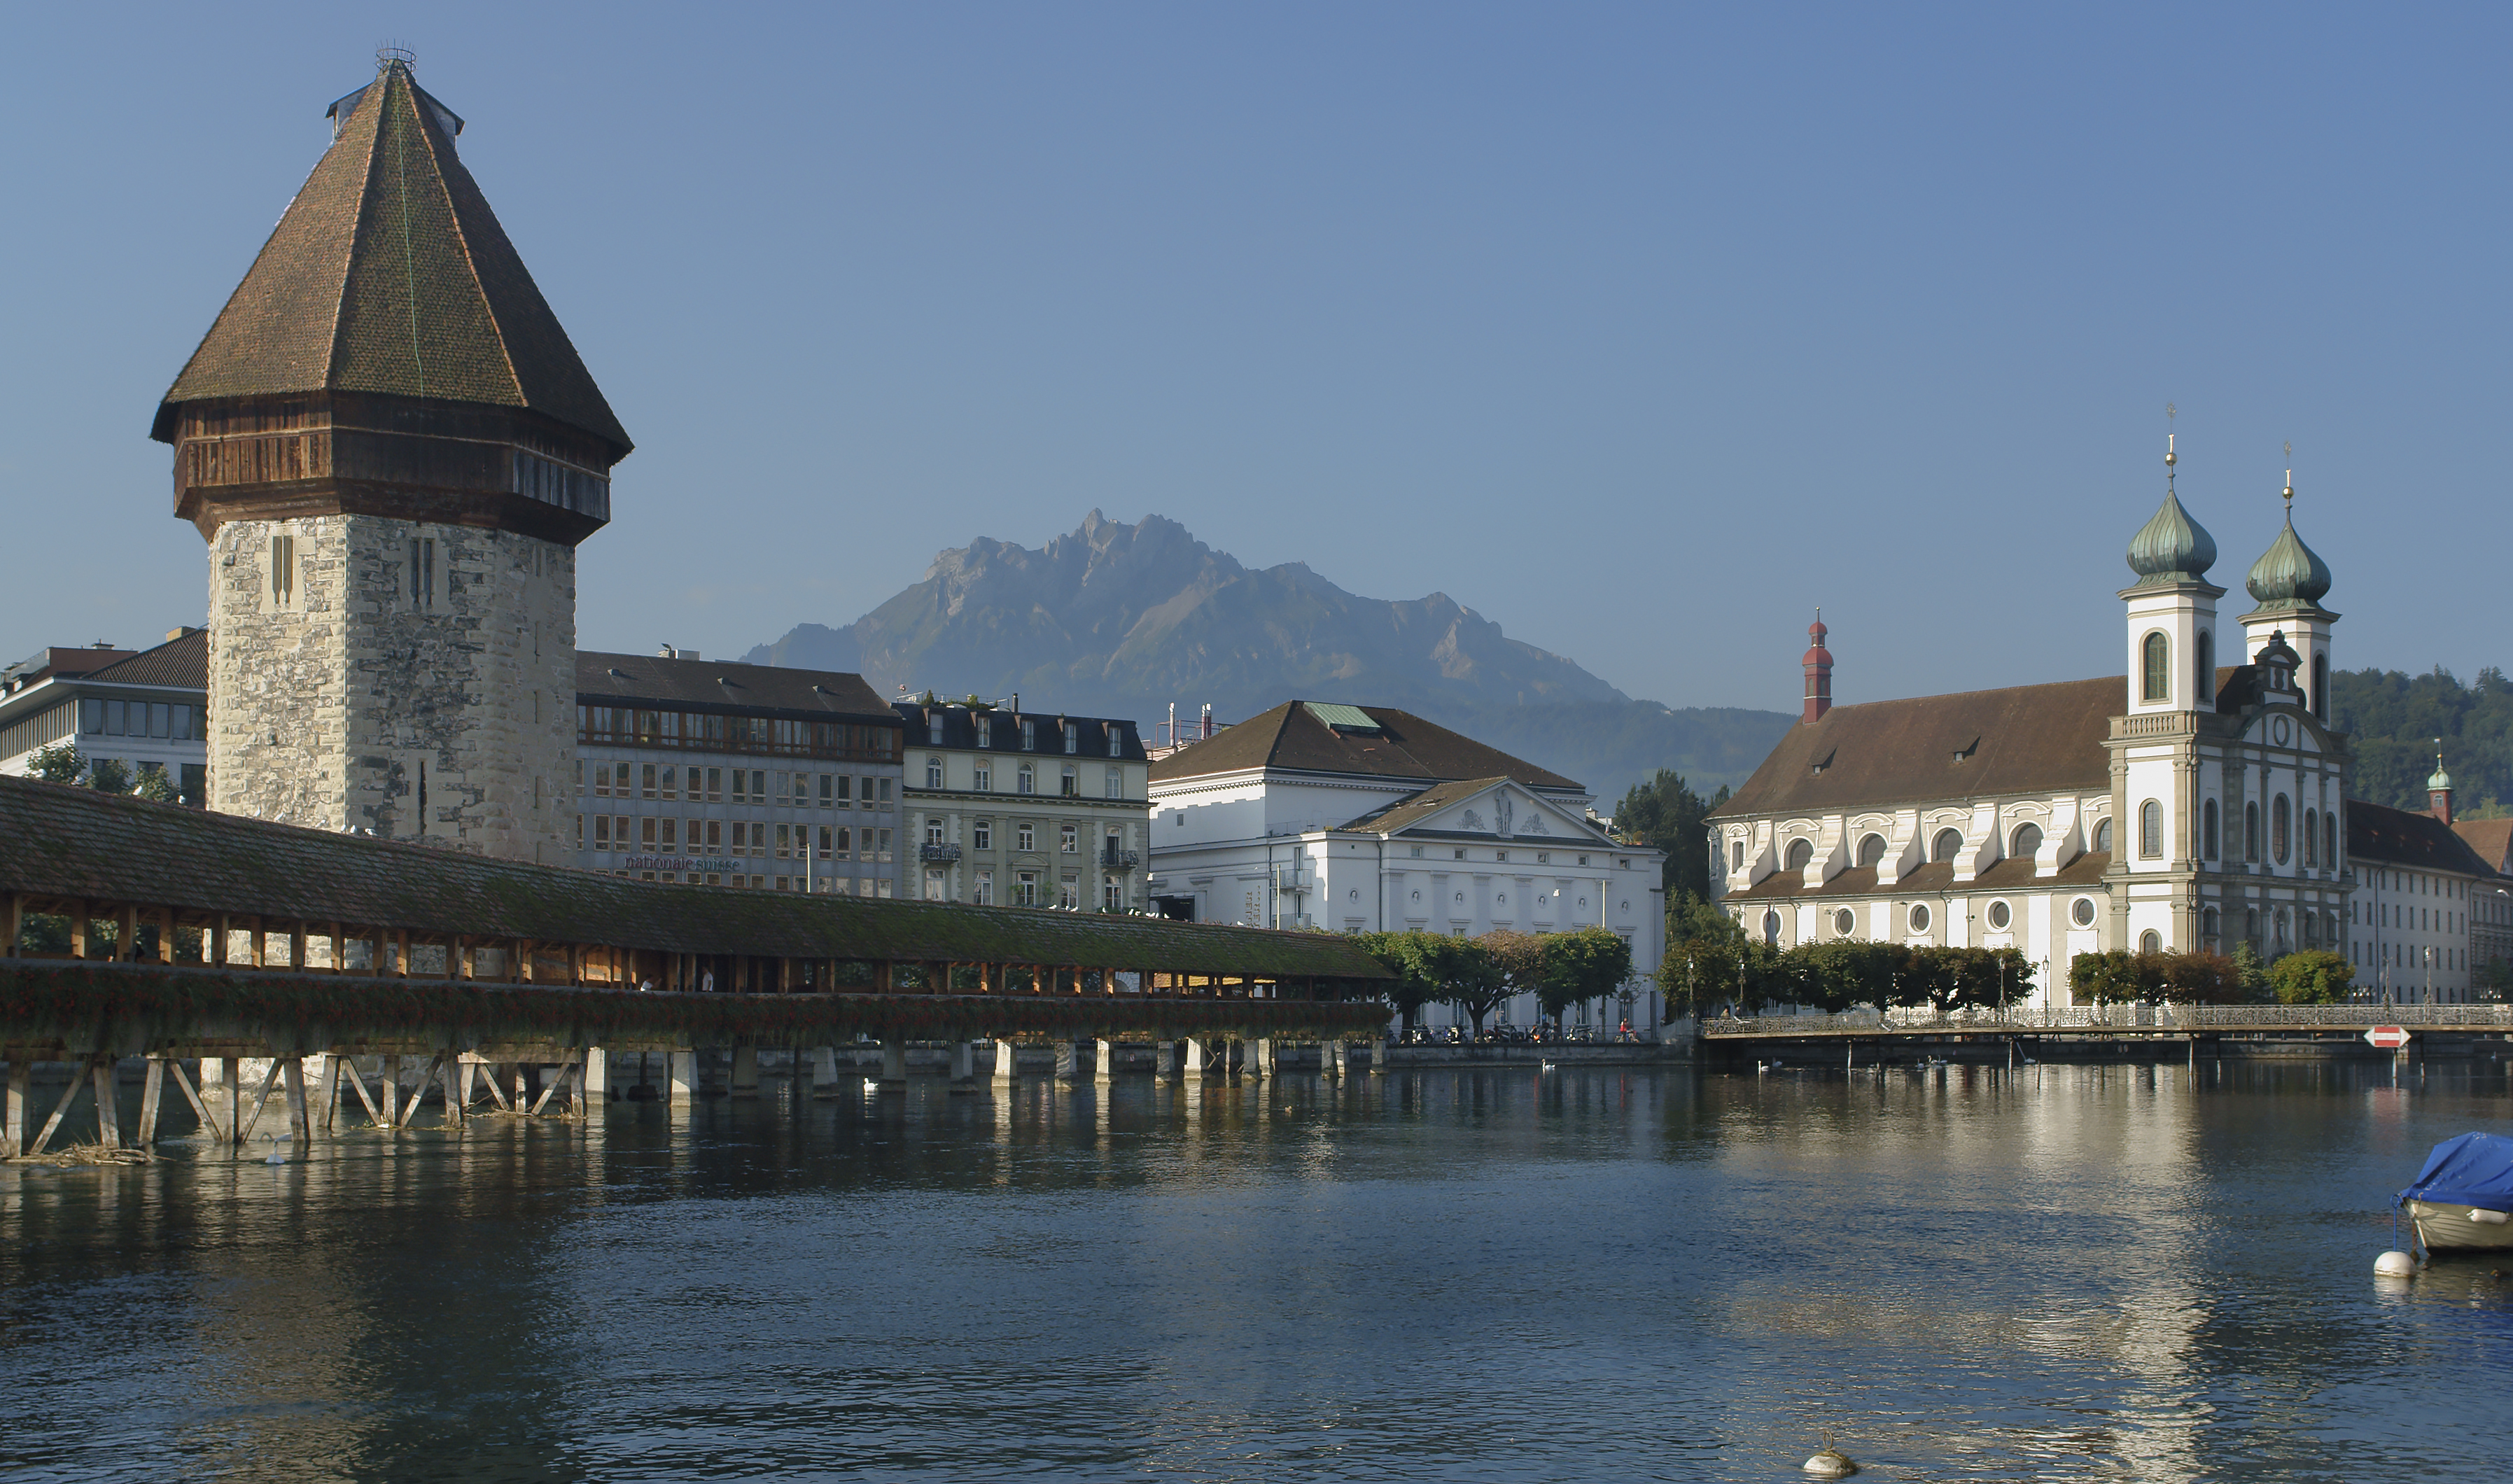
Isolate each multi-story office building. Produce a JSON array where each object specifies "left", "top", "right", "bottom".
[
  {"left": 0, "top": 630, "right": 210, "bottom": 803},
  {"left": 575, "top": 651, "right": 904, "bottom": 892},
  {"left": 893, "top": 699, "right": 1152, "bottom": 909}
]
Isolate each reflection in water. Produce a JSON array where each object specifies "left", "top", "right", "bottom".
[{"left": 3, "top": 1061, "right": 2510, "bottom": 1482}]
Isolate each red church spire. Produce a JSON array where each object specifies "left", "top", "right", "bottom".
[{"left": 1802, "top": 612, "right": 1833, "bottom": 723}]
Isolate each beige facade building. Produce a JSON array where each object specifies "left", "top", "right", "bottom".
[{"left": 894, "top": 701, "right": 1151, "bottom": 910}]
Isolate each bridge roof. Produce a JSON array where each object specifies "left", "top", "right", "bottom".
[{"left": 0, "top": 777, "right": 1389, "bottom": 983}]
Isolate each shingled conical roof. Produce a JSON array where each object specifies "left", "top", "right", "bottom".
[{"left": 151, "top": 57, "right": 630, "bottom": 458}]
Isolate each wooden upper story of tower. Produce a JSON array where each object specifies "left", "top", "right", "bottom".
[{"left": 151, "top": 54, "right": 631, "bottom": 546}]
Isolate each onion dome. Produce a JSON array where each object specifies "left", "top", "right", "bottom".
[
  {"left": 2429, "top": 755, "right": 2453, "bottom": 792},
  {"left": 2245, "top": 505, "right": 2332, "bottom": 608},
  {"left": 2125, "top": 491, "right": 2218, "bottom": 586}
]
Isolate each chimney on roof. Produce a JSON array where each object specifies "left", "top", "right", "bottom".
[
  {"left": 1200, "top": 702, "right": 1213, "bottom": 740},
  {"left": 1801, "top": 612, "right": 1833, "bottom": 723}
]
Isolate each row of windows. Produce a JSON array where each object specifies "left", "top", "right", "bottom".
[
  {"left": 607, "top": 869, "right": 893, "bottom": 896},
  {"left": 2138, "top": 796, "right": 2339, "bottom": 868},
  {"left": 1408, "top": 845, "right": 1623, "bottom": 867},
  {"left": 918, "top": 755, "right": 1127, "bottom": 797},
  {"left": 579, "top": 707, "right": 899, "bottom": 762},
  {"left": 2355, "top": 897, "right": 2465, "bottom": 935},
  {"left": 582, "top": 761, "right": 894, "bottom": 807},
  {"left": 80, "top": 698, "right": 196, "bottom": 741},
  {"left": 1758, "top": 895, "right": 2104, "bottom": 944},
  {"left": 582, "top": 814, "right": 896, "bottom": 862},
  {"left": 941, "top": 819, "right": 1123, "bottom": 855},
  {"left": 960, "top": 870, "right": 1079, "bottom": 909},
  {"left": 2137, "top": 629, "right": 2330, "bottom": 721},
  {"left": 1765, "top": 821, "right": 2099, "bottom": 874},
  {"left": 923, "top": 714, "right": 1123, "bottom": 757}
]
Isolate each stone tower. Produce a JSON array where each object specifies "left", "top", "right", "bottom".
[{"left": 152, "top": 52, "right": 631, "bottom": 863}]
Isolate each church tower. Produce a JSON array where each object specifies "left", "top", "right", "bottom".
[
  {"left": 151, "top": 51, "right": 631, "bottom": 862},
  {"left": 2119, "top": 431, "right": 2222, "bottom": 717},
  {"left": 2239, "top": 471, "right": 2337, "bottom": 725}
]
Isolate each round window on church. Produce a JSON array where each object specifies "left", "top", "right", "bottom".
[
  {"left": 1987, "top": 900, "right": 2011, "bottom": 930},
  {"left": 1833, "top": 908, "right": 1855, "bottom": 936},
  {"left": 1907, "top": 904, "right": 1931, "bottom": 934},
  {"left": 2071, "top": 897, "right": 2097, "bottom": 927}
]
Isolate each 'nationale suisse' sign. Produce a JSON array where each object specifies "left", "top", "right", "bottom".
[{"left": 2363, "top": 1026, "right": 2412, "bottom": 1050}]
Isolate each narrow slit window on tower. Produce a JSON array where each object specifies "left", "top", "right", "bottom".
[
  {"left": 270, "top": 533, "right": 296, "bottom": 606},
  {"left": 2196, "top": 631, "right": 2213, "bottom": 703},
  {"left": 409, "top": 537, "right": 436, "bottom": 611}
]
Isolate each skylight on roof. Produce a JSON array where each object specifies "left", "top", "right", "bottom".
[{"left": 1305, "top": 702, "right": 1381, "bottom": 734}]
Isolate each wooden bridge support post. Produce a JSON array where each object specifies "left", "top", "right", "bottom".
[
  {"left": 282, "top": 1058, "right": 310, "bottom": 1145},
  {"left": 1150, "top": 1040, "right": 1181, "bottom": 1079},
  {"left": 5, "top": 1051, "right": 29, "bottom": 1155},
  {"left": 1053, "top": 1040, "right": 1084, "bottom": 1085},
  {"left": 138, "top": 1056, "right": 165, "bottom": 1150},
  {"left": 218, "top": 1057, "right": 242, "bottom": 1146},
  {"left": 1183, "top": 1036, "right": 1215, "bottom": 1079},
  {"left": 1322, "top": 1042, "right": 1348, "bottom": 1079},
  {"left": 310, "top": 1055, "right": 338, "bottom": 1132},
  {"left": 1243, "top": 1039, "right": 1271, "bottom": 1080},
  {"left": 4, "top": 891, "right": 22, "bottom": 957},
  {"left": 811, "top": 1046, "right": 841, "bottom": 1098}
]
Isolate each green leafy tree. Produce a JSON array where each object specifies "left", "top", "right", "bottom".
[
  {"left": 134, "top": 765, "right": 181, "bottom": 803},
  {"left": 1441, "top": 937, "right": 1509, "bottom": 1032},
  {"left": 84, "top": 755, "right": 134, "bottom": 794},
  {"left": 1611, "top": 770, "right": 1727, "bottom": 906},
  {"left": 1357, "top": 931, "right": 1451, "bottom": 1031},
  {"left": 1538, "top": 926, "right": 1633, "bottom": 1024},
  {"left": 2225, "top": 941, "right": 2272, "bottom": 1002},
  {"left": 2158, "top": 950, "right": 2243, "bottom": 1004},
  {"left": 27, "top": 742, "right": 83, "bottom": 783},
  {"left": 2268, "top": 948, "right": 2353, "bottom": 1004}
]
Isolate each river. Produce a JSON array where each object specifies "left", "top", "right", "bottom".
[{"left": 2, "top": 1059, "right": 2507, "bottom": 1481}]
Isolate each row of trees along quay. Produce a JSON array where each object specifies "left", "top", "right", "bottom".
[
  {"left": 1356, "top": 927, "right": 1633, "bottom": 1033},
  {"left": 0, "top": 776, "right": 1394, "bottom": 1063}
]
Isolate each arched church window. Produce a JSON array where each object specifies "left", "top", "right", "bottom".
[
  {"left": 1762, "top": 910, "right": 1781, "bottom": 946},
  {"left": 1856, "top": 833, "right": 1886, "bottom": 867},
  {"left": 2142, "top": 631, "right": 2170, "bottom": 702},
  {"left": 2196, "top": 630, "right": 2213, "bottom": 702},
  {"left": 2092, "top": 818, "right": 2113, "bottom": 853},
  {"left": 2011, "top": 822, "right": 2043, "bottom": 860},
  {"left": 2244, "top": 802, "right": 2260, "bottom": 861},
  {"left": 2325, "top": 812, "right": 2337, "bottom": 868},
  {"left": 2272, "top": 794, "right": 2291, "bottom": 864},
  {"left": 2139, "top": 799, "right": 2162, "bottom": 858},
  {"left": 2202, "top": 906, "right": 2220, "bottom": 943},
  {"left": 1730, "top": 841, "right": 1744, "bottom": 871},
  {"left": 2302, "top": 808, "right": 2318, "bottom": 867},
  {"left": 2140, "top": 930, "right": 2162, "bottom": 953},
  {"left": 1785, "top": 837, "right": 1813, "bottom": 871},
  {"left": 1932, "top": 828, "right": 1963, "bottom": 863},
  {"left": 2202, "top": 800, "right": 2218, "bottom": 860}
]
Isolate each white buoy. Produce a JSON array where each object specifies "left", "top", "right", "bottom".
[
  {"left": 1803, "top": 1446, "right": 1858, "bottom": 1477},
  {"left": 2373, "top": 1250, "right": 2417, "bottom": 1279}
]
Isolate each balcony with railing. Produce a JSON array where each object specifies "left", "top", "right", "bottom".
[
  {"left": 918, "top": 842, "right": 961, "bottom": 863},
  {"left": 1100, "top": 848, "right": 1142, "bottom": 870}
]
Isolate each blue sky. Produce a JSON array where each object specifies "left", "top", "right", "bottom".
[{"left": 3, "top": 4, "right": 2503, "bottom": 713}]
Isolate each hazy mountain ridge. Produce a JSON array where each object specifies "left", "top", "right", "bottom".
[{"left": 745, "top": 511, "right": 1793, "bottom": 800}]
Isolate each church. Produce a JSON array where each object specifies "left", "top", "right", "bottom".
[{"left": 1708, "top": 440, "right": 2362, "bottom": 1005}]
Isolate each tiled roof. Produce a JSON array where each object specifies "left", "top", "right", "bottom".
[
  {"left": 2349, "top": 799, "right": 2498, "bottom": 878},
  {"left": 82, "top": 630, "right": 208, "bottom": 690},
  {"left": 0, "top": 776, "right": 1390, "bottom": 981},
  {"left": 895, "top": 703, "right": 1144, "bottom": 761},
  {"left": 1723, "top": 852, "right": 2113, "bottom": 902},
  {"left": 1150, "top": 701, "right": 1580, "bottom": 792},
  {"left": 578, "top": 652, "right": 894, "bottom": 722},
  {"left": 1712, "top": 677, "right": 2120, "bottom": 819},
  {"left": 2451, "top": 818, "right": 2513, "bottom": 874},
  {"left": 153, "top": 61, "right": 630, "bottom": 457}
]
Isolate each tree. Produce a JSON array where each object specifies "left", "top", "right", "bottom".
[
  {"left": 1357, "top": 932, "right": 1446, "bottom": 1031},
  {"left": 2159, "top": 951, "right": 2243, "bottom": 1004},
  {"left": 1480, "top": 930, "right": 1548, "bottom": 1024},
  {"left": 1538, "top": 927, "right": 1633, "bottom": 1026},
  {"left": 1611, "top": 770, "right": 1726, "bottom": 906},
  {"left": 134, "top": 766, "right": 181, "bottom": 803},
  {"left": 27, "top": 742, "right": 83, "bottom": 783},
  {"left": 84, "top": 755, "right": 134, "bottom": 794},
  {"left": 1441, "top": 937, "right": 1509, "bottom": 1032},
  {"left": 2268, "top": 948, "right": 2353, "bottom": 1004},
  {"left": 2227, "top": 942, "right": 2272, "bottom": 1002}
]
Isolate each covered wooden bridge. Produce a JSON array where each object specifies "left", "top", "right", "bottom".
[{"left": 0, "top": 777, "right": 1393, "bottom": 1156}]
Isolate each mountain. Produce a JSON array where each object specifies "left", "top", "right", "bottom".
[{"left": 743, "top": 511, "right": 1795, "bottom": 802}]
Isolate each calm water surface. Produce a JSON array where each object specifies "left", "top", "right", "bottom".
[{"left": 4, "top": 1060, "right": 2510, "bottom": 1482}]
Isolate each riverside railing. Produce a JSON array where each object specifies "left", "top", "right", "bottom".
[{"left": 1704, "top": 1004, "right": 2513, "bottom": 1037}]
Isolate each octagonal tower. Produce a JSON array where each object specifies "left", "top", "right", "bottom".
[{"left": 151, "top": 51, "right": 631, "bottom": 862}]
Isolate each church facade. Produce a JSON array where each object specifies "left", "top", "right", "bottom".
[{"left": 1709, "top": 447, "right": 2358, "bottom": 1005}]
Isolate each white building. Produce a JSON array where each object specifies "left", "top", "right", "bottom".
[
  {"left": 1148, "top": 700, "right": 1667, "bottom": 1033},
  {"left": 0, "top": 630, "right": 209, "bottom": 802},
  {"left": 1708, "top": 451, "right": 2454, "bottom": 1005}
]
